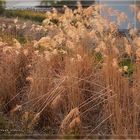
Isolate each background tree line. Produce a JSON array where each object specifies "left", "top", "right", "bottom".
[
  {"left": 0, "top": 0, "right": 5, "bottom": 13},
  {"left": 41, "top": 0, "right": 95, "bottom": 7}
]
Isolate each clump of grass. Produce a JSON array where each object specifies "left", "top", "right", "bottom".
[{"left": 0, "top": 46, "right": 20, "bottom": 113}]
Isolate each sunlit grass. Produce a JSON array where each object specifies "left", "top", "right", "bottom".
[{"left": 0, "top": 3, "right": 140, "bottom": 138}]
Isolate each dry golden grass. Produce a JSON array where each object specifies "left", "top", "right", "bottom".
[{"left": 1, "top": 3, "right": 140, "bottom": 138}]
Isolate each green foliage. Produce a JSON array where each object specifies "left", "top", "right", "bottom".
[
  {"left": 17, "top": 33, "right": 27, "bottom": 44},
  {"left": 119, "top": 55, "right": 135, "bottom": 77},
  {"left": 41, "top": 0, "right": 95, "bottom": 7},
  {"left": 56, "top": 0, "right": 94, "bottom": 6},
  {"left": 0, "top": 114, "right": 8, "bottom": 130},
  {"left": 0, "top": 0, "right": 5, "bottom": 14},
  {"left": 4, "top": 10, "right": 46, "bottom": 23},
  {"left": 37, "top": 45, "right": 47, "bottom": 53},
  {"left": 95, "top": 52, "right": 103, "bottom": 62},
  {"left": 41, "top": 0, "right": 57, "bottom": 6}
]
